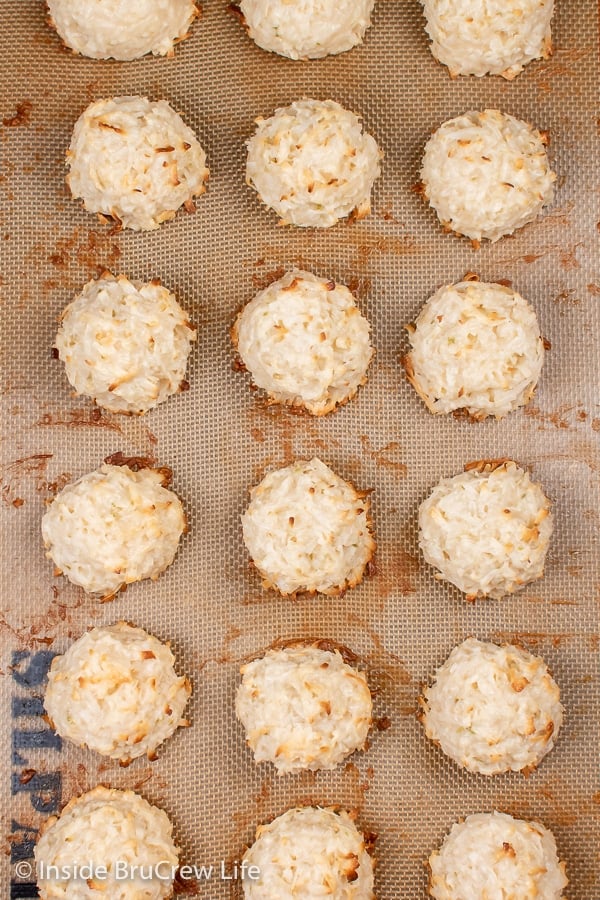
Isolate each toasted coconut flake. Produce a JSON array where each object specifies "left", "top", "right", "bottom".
[
  {"left": 233, "top": 269, "right": 373, "bottom": 415},
  {"left": 421, "top": 0, "right": 554, "bottom": 79},
  {"left": 243, "top": 806, "right": 375, "bottom": 898},
  {"left": 45, "top": 623, "right": 191, "bottom": 763},
  {"left": 418, "top": 461, "right": 553, "bottom": 599},
  {"left": 35, "top": 786, "right": 178, "bottom": 899},
  {"left": 56, "top": 273, "right": 196, "bottom": 414},
  {"left": 42, "top": 463, "right": 185, "bottom": 596},
  {"left": 404, "top": 281, "right": 544, "bottom": 419},
  {"left": 246, "top": 98, "right": 381, "bottom": 228},
  {"left": 47, "top": 0, "right": 197, "bottom": 59},
  {"left": 420, "top": 109, "right": 555, "bottom": 242},
  {"left": 236, "top": 646, "right": 372, "bottom": 773},
  {"left": 420, "top": 638, "right": 563, "bottom": 775},
  {"left": 239, "top": 0, "right": 374, "bottom": 60},
  {"left": 241, "top": 457, "right": 375, "bottom": 595},
  {"left": 67, "top": 96, "right": 209, "bottom": 232},
  {"left": 429, "top": 811, "right": 567, "bottom": 899}
]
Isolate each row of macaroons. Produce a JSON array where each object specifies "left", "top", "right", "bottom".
[
  {"left": 63, "top": 94, "right": 557, "bottom": 242},
  {"left": 33, "top": 625, "right": 568, "bottom": 898},
  {"left": 55, "top": 269, "right": 547, "bottom": 422},
  {"left": 46, "top": 0, "right": 555, "bottom": 80},
  {"left": 41, "top": 454, "right": 552, "bottom": 602}
]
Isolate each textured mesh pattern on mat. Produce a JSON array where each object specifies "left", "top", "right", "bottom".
[{"left": 1, "top": 1, "right": 599, "bottom": 897}]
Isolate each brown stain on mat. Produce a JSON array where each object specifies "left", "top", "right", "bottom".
[
  {"left": 524, "top": 404, "right": 578, "bottom": 430},
  {"left": 2, "top": 101, "right": 33, "bottom": 128},
  {"left": 250, "top": 264, "right": 286, "bottom": 291},
  {"left": 534, "top": 47, "right": 593, "bottom": 94},
  {"left": 359, "top": 435, "right": 408, "bottom": 477},
  {"left": 489, "top": 631, "right": 594, "bottom": 651},
  {"left": 528, "top": 441, "right": 600, "bottom": 476},
  {"left": 370, "top": 549, "right": 419, "bottom": 598},
  {"left": 37, "top": 406, "right": 122, "bottom": 433},
  {"left": 0, "top": 587, "right": 99, "bottom": 647},
  {"left": 498, "top": 241, "right": 584, "bottom": 270},
  {"left": 46, "top": 228, "right": 121, "bottom": 286},
  {"left": 352, "top": 232, "right": 419, "bottom": 269},
  {"left": 0, "top": 453, "right": 71, "bottom": 503}
]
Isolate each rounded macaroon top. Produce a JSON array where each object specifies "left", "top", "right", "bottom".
[
  {"left": 241, "top": 456, "right": 375, "bottom": 596},
  {"left": 41, "top": 463, "right": 186, "bottom": 598},
  {"left": 236, "top": 644, "right": 372, "bottom": 773},
  {"left": 242, "top": 806, "right": 375, "bottom": 899},
  {"left": 47, "top": 0, "right": 198, "bottom": 60},
  {"left": 34, "top": 786, "right": 178, "bottom": 900},
  {"left": 232, "top": 269, "right": 373, "bottom": 415},
  {"left": 420, "top": 109, "right": 555, "bottom": 243},
  {"left": 429, "top": 811, "right": 568, "bottom": 900},
  {"left": 421, "top": 0, "right": 554, "bottom": 79},
  {"left": 55, "top": 272, "right": 196, "bottom": 415},
  {"left": 420, "top": 637, "right": 563, "bottom": 775},
  {"left": 418, "top": 460, "right": 553, "bottom": 600},
  {"left": 404, "top": 280, "right": 545, "bottom": 419},
  {"left": 246, "top": 98, "right": 382, "bottom": 227},
  {"left": 239, "top": 0, "right": 374, "bottom": 60},
  {"left": 66, "top": 96, "right": 209, "bottom": 231},
  {"left": 44, "top": 622, "right": 191, "bottom": 764}
]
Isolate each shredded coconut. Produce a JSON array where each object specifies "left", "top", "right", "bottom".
[
  {"left": 67, "top": 96, "right": 209, "bottom": 231},
  {"left": 47, "top": 0, "right": 197, "bottom": 60},
  {"left": 56, "top": 273, "right": 196, "bottom": 414},
  {"left": 429, "top": 811, "right": 567, "bottom": 899},
  {"left": 246, "top": 98, "right": 381, "bottom": 227},
  {"left": 236, "top": 645, "right": 372, "bottom": 773},
  {"left": 233, "top": 269, "right": 373, "bottom": 414},
  {"left": 420, "top": 638, "right": 563, "bottom": 775},
  {"left": 404, "top": 280, "right": 544, "bottom": 419},
  {"left": 45, "top": 622, "right": 191, "bottom": 763},
  {"left": 42, "top": 463, "right": 186, "bottom": 598},
  {"left": 418, "top": 461, "right": 553, "bottom": 600},
  {"left": 239, "top": 0, "right": 374, "bottom": 60},
  {"left": 420, "top": 109, "right": 555, "bottom": 243},
  {"left": 421, "top": 0, "right": 554, "bottom": 79},
  {"left": 242, "top": 457, "right": 375, "bottom": 595},
  {"left": 35, "top": 786, "right": 178, "bottom": 899},
  {"left": 243, "top": 806, "right": 375, "bottom": 899}
]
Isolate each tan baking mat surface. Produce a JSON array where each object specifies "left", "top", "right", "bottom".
[{"left": 1, "top": 1, "right": 599, "bottom": 896}]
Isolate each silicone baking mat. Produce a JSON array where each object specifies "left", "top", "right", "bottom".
[{"left": 1, "top": 1, "right": 599, "bottom": 896}]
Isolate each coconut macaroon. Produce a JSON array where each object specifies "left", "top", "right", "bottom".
[
  {"left": 421, "top": 0, "right": 553, "bottom": 80},
  {"left": 35, "top": 786, "right": 178, "bottom": 899},
  {"left": 239, "top": 0, "right": 374, "bottom": 60},
  {"left": 67, "top": 96, "right": 209, "bottom": 231},
  {"left": 236, "top": 645, "right": 372, "bottom": 773},
  {"left": 420, "top": 109, "right": 555, "bottom": 244},
  {"left": 403, "top": 280, "right": 545, "bottom": 420},
  {"left": 419, "top": 638, "right": 563, "bottom": 776},
  {"left": 241, "top": 457, "right": 375, "bottom": 596},
  {"left": 418, "top": 460, "right": 553, "bottom": 600},
  {"left": 42, "top": 463, "right": 186, "bottom": 598},
  {"left": 243, "top": 806, "right": 375, "bottom": 899},
  {"left": 246, "top": 98, "right": 381, "bottom": 227},
  {"left": 44, "top": 623, "right": 191, "bottom": 764},
  {"left": 47, "top": 0, "right": 198, "bottom": 60},
  {"left": 55, "top": 273, "right": 196, "bottom": 415},
  {"left": 232, "top": 270, "right": 373, "bottom": 415},
  {"left": 429, "top": 811, "right": 568, "bottom": 899}
]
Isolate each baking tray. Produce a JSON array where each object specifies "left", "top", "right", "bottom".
[{"left": 1, "top": 1, "right": 599, "bottom": 896}]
